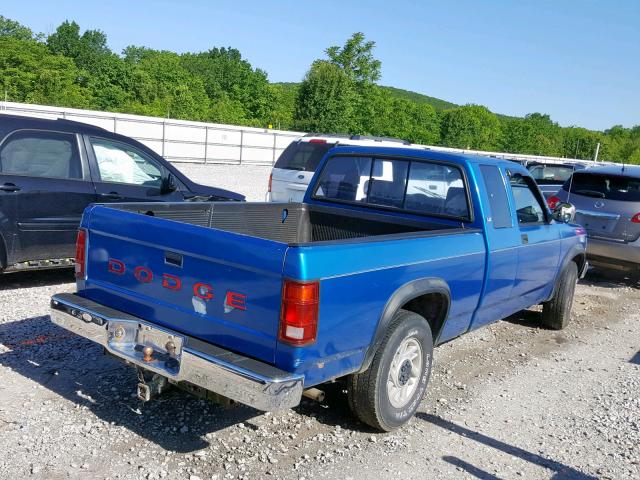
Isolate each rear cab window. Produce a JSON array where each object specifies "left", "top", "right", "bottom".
[
  {"left": 274, "top": 141, "right": 333, "bottom": 172},
  {"left": 312, "top": 155, "right": 470, "bottom": 220},
  {"left": 564, "top": 172, "right": 640, "bottom": 201}
]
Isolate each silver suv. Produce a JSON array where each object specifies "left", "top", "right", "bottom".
[
  {"left": 268, "top": 134, "right": 411, "bottom": 202},
  {"left": 550, "top": 165, "right": 640, "bottom": 273}
]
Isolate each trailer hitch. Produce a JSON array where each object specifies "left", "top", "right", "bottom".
[{"left": 136, "top": 368, "right": 169, "bottom": 402}]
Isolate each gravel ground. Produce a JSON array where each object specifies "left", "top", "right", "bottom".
[
  {"left": 0, "top": 269, "right": 638, "bottom": 480},
  {"left": 173, "top": 163, "right": 271, "bottom": 202}
]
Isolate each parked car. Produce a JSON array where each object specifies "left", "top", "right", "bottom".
[
  {"left": 51, "top": 146, "right": 586, "bottom": 431},
  {"left": 268, "top": 134, "right": 412, "bottom": 202},
  {"left": 525, "top": 160, "right": 587, "bottom": 198},
  {"left": 549, "top": 164, "right": 640, "bottom": 274},
  {"left": 0, "top": 114, "right": 243, "bottom": 273}
]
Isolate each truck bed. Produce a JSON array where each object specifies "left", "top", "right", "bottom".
[{"left": 108, "top": 202, "right": 461, "bottom": 244}]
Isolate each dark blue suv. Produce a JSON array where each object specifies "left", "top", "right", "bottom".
[{"left": 0, "top": 114, "right": 243, "bottom": 273}]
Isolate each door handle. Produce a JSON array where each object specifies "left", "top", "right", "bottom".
[
  {"left": 521, "top": 233, "right": 529, "bottom": 244},
  {"left": 99, "top": 192, "right": 123, "bottom": 200},
  {"left": 0, "top": 183, "right": 21, "bottom": 192}
]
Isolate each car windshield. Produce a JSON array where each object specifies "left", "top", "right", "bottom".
[
  {"left": 274, "top": 141, "right": 333, "bottom": 171},
  {"left": 563, "top": 172, "right": 640, "bottom": 201},
  {"left": 527, "top": 164, "right": 577, "bottom": 185}
]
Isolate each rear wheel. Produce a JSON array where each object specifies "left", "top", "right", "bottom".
[
  {"left": 541, "top": 262, "right": 578, "bottom": 330},
  {"left": 347, "top": 309, "right": 433, "bottom": 431}
]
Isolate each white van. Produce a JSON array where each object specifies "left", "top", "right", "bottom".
[{"left": 268, "top": 134, "right": 412, "bottom": 202}]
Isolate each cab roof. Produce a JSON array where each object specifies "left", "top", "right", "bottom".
[
  {"left": 0, "top": 113, "right": 109, "bottom": 135},
  {"left": 326, "top": 145, "right": 527, "bottom": 172}
]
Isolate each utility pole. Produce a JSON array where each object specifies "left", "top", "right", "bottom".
[
  {"left": 594, "top": 142, "right": 601, "bottom": 162},
  {"left": 574, "top": 139, "right": 580, "bottom": 159}
]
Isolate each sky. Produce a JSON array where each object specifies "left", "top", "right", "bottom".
[{"left": 3, "top": 0, "right": 639, "bottom": 131}]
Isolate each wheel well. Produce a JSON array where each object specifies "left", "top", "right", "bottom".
[
  {"left": 572, "top": 253, "right": 586, "bottom": 274},
  {"left": 401, "top": 292, "right": 449, "bottom": 343}
]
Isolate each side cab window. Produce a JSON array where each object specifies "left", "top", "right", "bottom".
[
  {"left": 0, "top": 130, "right": 82, "bottom": 180},
  {"left": 508, "top": 172, "right": 547, "bottom": 225}
]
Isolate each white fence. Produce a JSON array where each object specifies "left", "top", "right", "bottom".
[
  {"left": 0, "top": 101, "right": 303, "bottom": 166},
  {"left": 0, "top": 101, "right": 604, "bottom": 167}
]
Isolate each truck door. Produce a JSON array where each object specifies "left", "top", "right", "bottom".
[
  {"left": 0, "top": 130, "right": 96, "bottom": 264},
  {"left": 84, "top": 136, "right": 185, "bottom": 203},
  {"left": 507, "top": 172, "right": 560, "bottom": 305},
  {"left": 471, "top": 164, "right": 522, "bottom": 328}
]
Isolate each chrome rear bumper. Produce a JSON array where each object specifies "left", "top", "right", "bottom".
[{"left": 50, "top": 293, "right": 304, "bottom": 411}]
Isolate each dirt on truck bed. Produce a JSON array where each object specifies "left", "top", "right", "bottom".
[{"left": 0, "top": 269, "right": 638, "bottom": 480}]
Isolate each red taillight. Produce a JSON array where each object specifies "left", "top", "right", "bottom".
[
  {"left": 308, "top": 139, "right": 327, "bottom": 144},
  {"left": 632, "top": 213, "right": 640, "bottom": 224},
  {"left": 279, "top": 279, "right": 319, "bottom": 346},
  {"left": 74, "top": 229, "right": 87, "bottom": 279},
  {"left": 547, "top": 196, "right": 560, "bottom": 210},
  {"left": 268, "top": 172, "right": 273, "bottom": 193}
]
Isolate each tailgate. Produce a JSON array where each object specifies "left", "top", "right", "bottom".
[{"left": 82, "top": 205, "right": 287, "bottom": 363}]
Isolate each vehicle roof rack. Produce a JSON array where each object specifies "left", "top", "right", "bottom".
[
  {"left": 302, "top": 133, "right": 411, "bottom": 145},
  {"left": 303, "top": 133, "right": 351, "bottom": 139},
  {"left": 348, "top": 135, "right": 411, "bottom": 145}
]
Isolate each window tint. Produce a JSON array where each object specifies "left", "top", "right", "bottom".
[
  {"left": 91, "top": 137, "right": 163, "bottom": 186},
  {"left": 367, "top": 159, "right": 409, "bottom": 208},
  {"left": 563, "top": 172, "right": 640, "bottom": 202},
  {"left": 405, "top": 162, "right": 468, "bottom": 217},
  {"left": 314, "top": 156, "right": 470, "bottom": 219},
  {"left": 480, "top": 165, "right": 512, "bottom": 228},
  {"left": 314, "top": 156, "right": 372, "bottom": 201},
  {"left": 509, "top": 174, "right": 546, "bottom": 224},
  {"left": 527, "top": 164, "right": 577, "bottom": 185},
  {"left": 274, "top": 142, "right": 333, "bottom": 171},
  {"left": 0, "top": 131, "right": 81, "bottom": 179}
]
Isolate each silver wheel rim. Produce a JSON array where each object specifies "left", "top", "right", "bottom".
[{"left": 386, "top": 337, "right": 423, "bottom": 409}]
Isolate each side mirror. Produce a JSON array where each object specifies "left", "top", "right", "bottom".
[
  {"left": 552, "top": 202, "right": 576, "bottom": 223},
  {"left": 160, "top": 173, "right": 177, "bottom": 195}
]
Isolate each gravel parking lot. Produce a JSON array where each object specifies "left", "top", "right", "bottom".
[
  {"left": 0, "top": 269, "right": 638, "bottom": 480},
  {"left": 174, "top": 163, "right": 272, "bottom": 202}
]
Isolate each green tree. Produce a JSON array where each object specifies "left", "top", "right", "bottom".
[
  {"left": 352, "top": 84, "right": 393, "bottom": 135},
  {"left": 384, "top": 98, "right": 440, "bottom": 144},
  {"left": 501, "top": 113, "right": 563, "bottom": 156},
  {"left": 0, "top": 37, "right": 91, "bottom": 107},
  {"left": 180, "top": 48, "right": 273, "bottom": 124},
  {"left": 0, "top": 15, "right": 34, "bottom": 41},
  {"left": 47, "top": 21, "right": 111, "bottom": 72},
  {"left": 123, "top": 49, "right": 209, "bottom": 120},
  {"left": 440, "top": 105, "right": 502, "bottom": 150},
  {"left": 265, "top": 83, "right": 297, "bottom": 130},
  {"left": 561, "top": 127, "right": 603, "bottom": 160},
  {"left": 325, "top": 32, "right": 381, "bottom": 84},
  {"left": 294, "top": 60, "right": 356, "bottom": 133}
]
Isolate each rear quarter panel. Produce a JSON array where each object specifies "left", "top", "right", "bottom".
[{"left": 280, "top": 231, "right": 486, "bottom": 386}]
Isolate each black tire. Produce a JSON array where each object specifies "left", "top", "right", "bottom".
[
  {"left": 541, "top": 262, "right": 578, "bottom": 330},
  {"left": 347, "top": 309, "right": 433, "bottom": 432}
]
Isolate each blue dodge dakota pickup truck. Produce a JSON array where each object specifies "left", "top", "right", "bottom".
[{"left": 51, "top": 147, "right": 587, "bottom": 431}]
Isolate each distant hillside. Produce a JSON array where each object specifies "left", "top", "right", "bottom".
[
  {"left": 380, "top": 86, "right": 458, "bottom": 111},
  {"left": 273, "top": 82, "right": 460, "bottom": 113}
]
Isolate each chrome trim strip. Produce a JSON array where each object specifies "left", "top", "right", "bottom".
[
  {"left": 50, "top": 293, "right": 303, "bottom": 411},
  {"left": 576, "top": 209, "right": 621, "bottom": 220}
]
